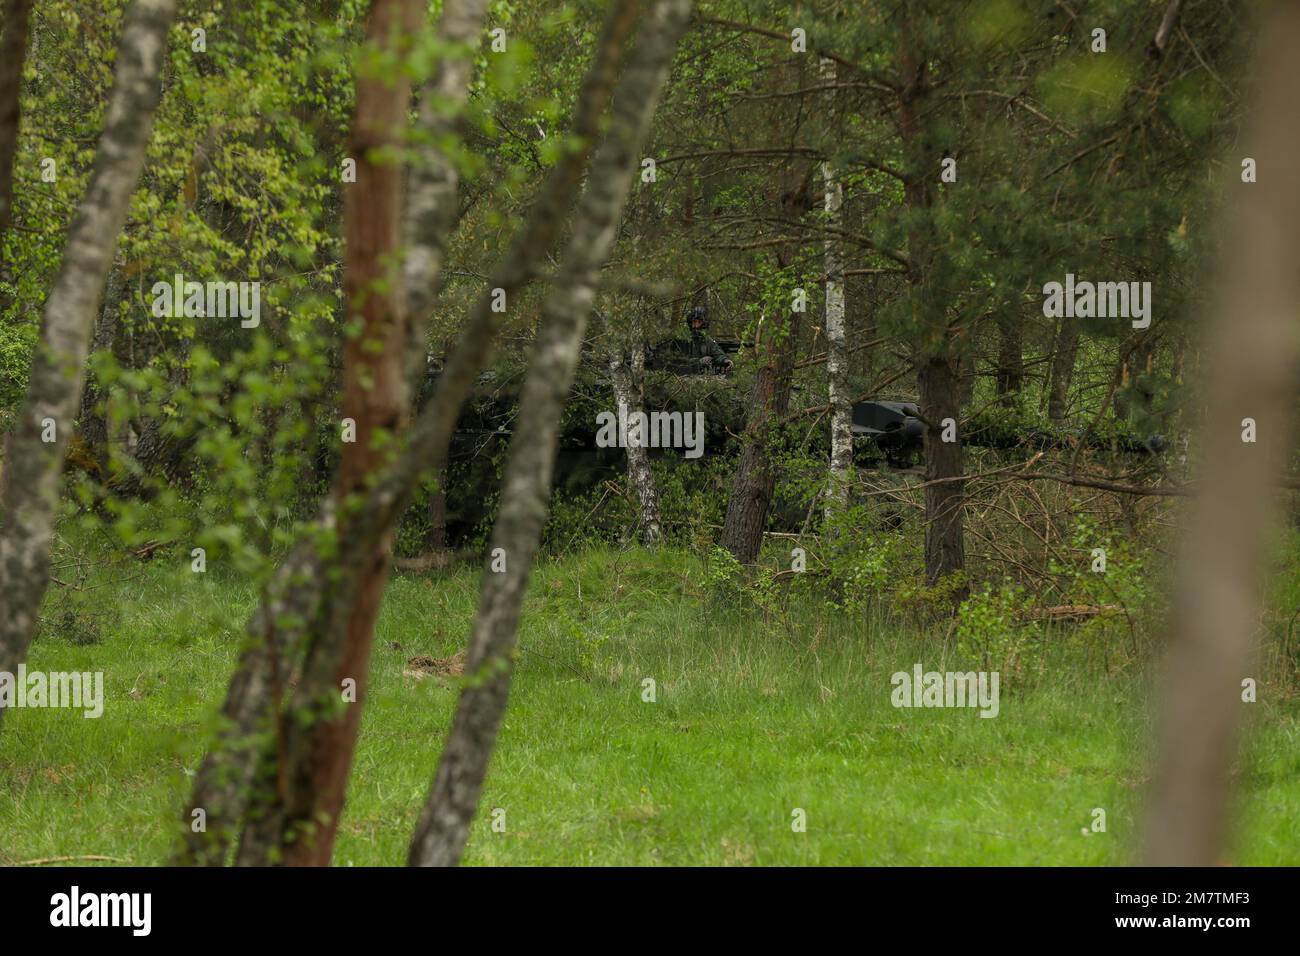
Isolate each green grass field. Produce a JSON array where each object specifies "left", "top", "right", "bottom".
[{"left": 3, "top": 546, "right": 1298, "bottom": 865}]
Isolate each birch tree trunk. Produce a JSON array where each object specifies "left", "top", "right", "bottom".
[
  {"left": 0, "top": 0, "right": 175, "bottom": 683},
  {"left": 608, "top": 348, "right": 660, "bottom": 546},
  {"left": 178, "top": 0, "right": 637, "bottom": 866},
  {"left": 821, "top": 57, "right": 851, "bottom": 527},
  {"left": 609, "top": 341, "right": 662, "bottom": 545},
  {"left": 235, "top": 0, "right": 501, "bottom": 868},
  {"left": 1144, "top": 1, "right": 1300, "bottom": 865},
  {"left": 408, "top": 0, "right": 692, "bottom": 868}
]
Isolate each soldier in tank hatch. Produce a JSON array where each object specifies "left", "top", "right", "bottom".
[{"left": 686, "top": 304, "right": 732, "bottom": 372}]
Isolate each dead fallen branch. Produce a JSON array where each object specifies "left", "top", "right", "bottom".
[
  {"left": 1019, "top": 604, "right": 1122, "bottom": 623},
  {"left": 1018, "top": 471, "right": 1300, "bottom": 496},
  {"left": 17, "top": 854, "right": 133, "bottom": 866},
  {"left": 858, "top": 461, "right": 1300, "bottom": 498}
]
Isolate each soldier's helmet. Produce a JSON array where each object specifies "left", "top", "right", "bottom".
[{"left": 687, "top": 305, "right": 708, "bottom": 330}]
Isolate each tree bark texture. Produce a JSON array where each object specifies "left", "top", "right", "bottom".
[
  {"left": 408, "top": 0, "right": 692, "bottom": 868},
  {"left": 821, "top": 57, "right": 851, "bottom": 526},
  {"left": 0, "top": 0, "right": 176, "bottom": 683},
  {"left": 178, "top": 0, "right": 637, "bottom": 866},
  {"left": 1144, "top": 1, "right": 1300, "bottom": 866}
]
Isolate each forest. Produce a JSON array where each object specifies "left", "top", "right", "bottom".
[{"left": 0, "top": 0, "right": 1297, "bottom": 872}]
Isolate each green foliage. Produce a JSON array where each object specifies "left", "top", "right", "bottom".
[
  {"left": 956, "top": 580, "right": 1035, "bottom": 674},
  {"left": 828, "top": 522, "right": 911, "bottom": 617},
  {"left": 33, "top": 587, "right": 116, "bottom": 647},
  {"left": 7, "top": 544, "right": 1300, "bottom": 865},
  {"left": 0, "top": 0, "right": 1285, "bottom": 868},
  {"left": 964, "top": 0, "right": 1032, "bottom": 49},
  {"left": 1050, "top": 515, "right": 1159, "bottom": 641},
  {"left": 1164, "top": 73, "right": 1224, "bottom": 140},
  {"left": 703, "top": 544, "right": 744, "bottom": 602},
  {"left": 543, "top": 480, "right": 630, "bottom": 553},
  {"left": 651, "top": 453, "right": 733, "bottom": 544},
  {"left": 1037, "top": 55, "right": 1138, "bottom": 127},
  {"left": 896, "top": 570, "right": 971, "bottom": 620}
]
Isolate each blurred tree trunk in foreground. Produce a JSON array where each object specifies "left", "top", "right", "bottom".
[{"left": 1145, "top": 0, "right": 1300, "bottom": 866}]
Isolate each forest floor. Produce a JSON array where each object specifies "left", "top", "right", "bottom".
[{"left": 2, "top": 545, "right": 1298, "bottom": 865}]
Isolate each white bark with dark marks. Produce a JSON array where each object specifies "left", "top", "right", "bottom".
[
  {"left": 608, "top": 319, "right": 661, "bottom": 545},
  {"left": 408, "top": 0, "right": 693, "bottom": 868},
  {"left": 821, "top": 57, "right": 851, "bottom": 526}
]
